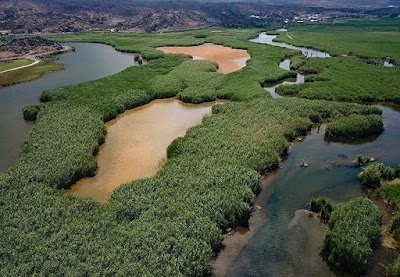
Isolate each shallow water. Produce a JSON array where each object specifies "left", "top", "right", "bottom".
[
  {"left": 157, "top": 43, "right": 250, "bottom": 74},
  {"left": 0, "top": 43, "right": 137, "bottom": 172},
  {"left": 219, "top": 106, "right": 400, "bottom": 276},
  {"left": 215, "top": 33, "right": 400, "bottom": 276},
  {"left": 68, "top": 98, "right": 224, "bottom": 202}
]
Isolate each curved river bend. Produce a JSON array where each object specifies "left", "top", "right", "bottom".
[
  {"left": 212, "top": 33, "right": 400, "bottom": 276},
  {"left": 0, "top": 43, "right": 138, "bottom": 172}
]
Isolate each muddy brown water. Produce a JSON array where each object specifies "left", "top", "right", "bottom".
[
  {"left": 67, "top": 98, "right": 224, "bottom": 202},
  {"left": 157, "top": 43, "right": 250, "bottom": 74}
]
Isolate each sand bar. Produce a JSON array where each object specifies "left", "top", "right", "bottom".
[{"left": 157, "top": 43, "right": 250, "bottom": 74}]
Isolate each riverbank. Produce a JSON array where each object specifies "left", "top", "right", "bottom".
[
  {"left": 0, "top": 46, "right": 73, "bottom": 86},
  {"left": 216, "top": 27, "right": 400, "bottom": 276},
  {"left": 0, "top": 42, "right": 136, "bottom": 173}
]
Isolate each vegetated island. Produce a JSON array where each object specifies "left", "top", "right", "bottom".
[
  {"left": 1, "top": 19, "right": 399, "bottom": 276},
  {"left": 0, "top": 36, "right": 69, "bottom": 86},
  {"left": 310, "top": 162, "right": 400, "bottom": 275}
]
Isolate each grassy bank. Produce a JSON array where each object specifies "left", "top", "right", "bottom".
[
  {"left": 273, "top": 18, "right": 400, "bottom": 104},
  {"left": 0, "top": 59, "right": 33, "bottom": 72},
  {"left": 325, "top": 114, "right": 384, "bottom": 140},
  {"left": 0, "top": 57, "right": 63, "bottom": 86},
  {"left": 355, "top": 163, "right": 400, "bottom": 276},
  {"left": 276, "top": 56, "right": 400, "bottom": 103},
  {"left": 0, "top": 27, "right": 386, "bottom": 275},
  {"left": 276, "top": 18, "right": 400, "bottom": 64}
]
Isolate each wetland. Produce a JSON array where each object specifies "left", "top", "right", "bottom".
[{"left": 1, "top": 18, "right": 399, "bottom": 276}]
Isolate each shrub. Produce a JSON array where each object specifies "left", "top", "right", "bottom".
[
  {"left": 395, "top": 165, "right": 400, "bottom": 178},
  {"left": 324, "top": 198, "right": 382, "bottom": 274},
  {"left": 388, "top": 256, "right": 400, "bottom": 277},
  {"left": 22, "top": 105, "right": 40, "bottom": 121},
  {"left": 358, "top": 163, "right": 386, "bottom": 188},
  {"left": 309, "top": 197, "right": 333, "bottom": 221},
  {"left": 325, "top": 114, "right": 383, "bottom": 140},
  {"left": 358, "top": 163, "right": 395, "bottom": 188}
]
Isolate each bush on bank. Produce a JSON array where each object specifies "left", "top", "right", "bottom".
[
  {"left": 309, "top": 197, "right": 333, "bottom": 221},
  {"left": 381, "top": 179, "right": 400, "bottom": 276},
  {"left": 358, "top": 163, "right": 396, "bottom": 188},
  {"left": 323, "top": 198, "right": 382, "bottom": 274}
]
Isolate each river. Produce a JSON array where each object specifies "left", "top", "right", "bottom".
[
  {"left": 212, "top": 32, "right": 400, "bottom": 276},
  {"left": 0, "top": 43, "right": 137, "bottom": 172}
]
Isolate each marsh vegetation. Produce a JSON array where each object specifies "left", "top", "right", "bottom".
[{"left": 1, "top": 19, "right": 399, "bottom": 276}]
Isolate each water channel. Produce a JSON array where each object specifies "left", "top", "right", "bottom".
[
  {"left": 213, "top": 33, "right": 400, "bottom": 276},
  {"left": 0, "top": 43, "right": 138, "bottom": 172}
]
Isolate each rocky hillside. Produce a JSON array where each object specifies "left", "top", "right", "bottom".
[
  {"left": 0, "top": 0, "right": 397, "bottom": 34},
  {"left": 0, "top": 36, "right": 62, "bottom": 59}
]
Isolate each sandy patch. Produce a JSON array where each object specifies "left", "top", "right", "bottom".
[
  {"left": 157, "top": 43, "right": 250, "bottom": 74},
  {"left": 67, "top": 98, "right": 224, "bottom": 202}
]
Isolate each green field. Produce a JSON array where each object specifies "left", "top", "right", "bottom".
[
  {"left": 277, "top": 18, "right": 400, "bottom": 63},
  {"left": 0, "top": 59, "right": 33, "bottom": 72},
  {"left": 0, "top": 58, "right": 63, "bottom": 86},
  {"left": 273, "top": 18, "right": 400, "bottom": 103},
  {"left": 0, "top": 20, "right": 399, "bottom": 275}
]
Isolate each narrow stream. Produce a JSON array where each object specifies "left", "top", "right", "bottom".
[
  {"left": 212, "top": 32, "right": 400, "bottom": 276},
  {"left": 263, "top": 59, "right": 304, "bottom": 98},
  {"left": 250, "top": 32, "right": 330, "bottom": 58}
]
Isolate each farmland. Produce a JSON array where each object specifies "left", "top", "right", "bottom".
[{"left": 1, "top": 19, "right": 399, "bottom": 275}]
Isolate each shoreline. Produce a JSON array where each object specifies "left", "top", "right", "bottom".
[
  {"left": 0, "top": 45, "right": 73, "bottom": 62},
  {"left": 0, "top": 45, "right": 73, "bottom": 86},
  {"left": 210, "top": 130, "right": 310, "bottom": 276}
]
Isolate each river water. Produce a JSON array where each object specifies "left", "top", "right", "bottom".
[
  {"left": 0, "top": 43, "right": 137, "bottom": 172},
  {"left": 213, "top": 33, "right": 400, "bottom": 276},
  {"left": 250, "top": 32, "right": 330, "bottom": 58}
]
